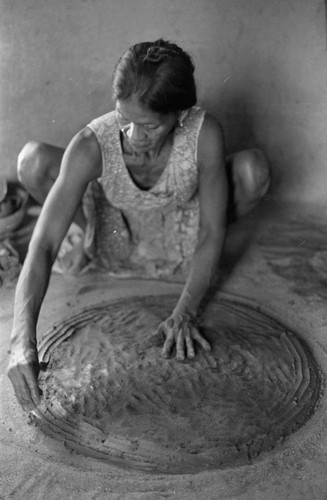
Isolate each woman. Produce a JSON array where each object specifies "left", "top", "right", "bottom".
[{"left": 8, "top": 40, "right": 270, "bottom": 410}]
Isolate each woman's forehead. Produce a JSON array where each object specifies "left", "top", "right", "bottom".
[{"left": 116, "top": 96, "right": 163, "bottom": 123}]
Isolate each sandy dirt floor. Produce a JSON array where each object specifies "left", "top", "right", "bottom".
[{"left": 1, "top": 199, "right": 327, "bottom": 500}]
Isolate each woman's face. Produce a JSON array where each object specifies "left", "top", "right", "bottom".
[{"left": 115, "top": 95, "right": 179, "bottom": 154}]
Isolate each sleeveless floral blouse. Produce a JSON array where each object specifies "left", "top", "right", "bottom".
[{"left": 82, "top": 106, "right": 205, "bottom": 279}]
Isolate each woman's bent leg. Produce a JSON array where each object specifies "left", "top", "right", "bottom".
[
  {"left": 17, "top": 141, "right": 90, "bottom": 273},
  {"left": 226, "top": 148, "right": 270, "bottom": 219},
  {"left": 17, "top": 141, "right": 85, "bottom": 229},
  {"left": 17, "top": 141, "right": 63, "bottom": 204}
]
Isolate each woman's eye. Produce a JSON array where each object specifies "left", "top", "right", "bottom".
[
  {"left": 144, "top": 124, "right": 159, "bottom": 130},
  {"left": 117, "top": 111, "right": 159, "bottom": 131}
]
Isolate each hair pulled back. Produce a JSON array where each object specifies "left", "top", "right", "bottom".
[{"left": 112, "top": 39, "right": 197, "bottom": 114}]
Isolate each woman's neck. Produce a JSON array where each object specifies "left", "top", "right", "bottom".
[{"left": 121, "top": 129, "right": 174, "bottom": 162}]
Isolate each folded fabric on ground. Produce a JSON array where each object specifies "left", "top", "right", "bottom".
[
  {"left": 52, "top": 222, "right": 89, "bottom": 275},
  {"left": 0, "top": 238, "right": 21, "bottom": 286}
]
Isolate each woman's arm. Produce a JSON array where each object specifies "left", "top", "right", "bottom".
[
  {"left": 7, "top": 128, "right": 102, "bottom": 410},
  {"left": 159, "top": 114, "right": 228, "bottom": 359}
]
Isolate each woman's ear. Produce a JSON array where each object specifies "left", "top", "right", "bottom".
[{"left": 178, "top": 110, "right": 188, "bottom": 127}]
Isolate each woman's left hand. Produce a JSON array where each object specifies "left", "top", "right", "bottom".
[{"left": 156, "top": 312, "right": 211, "bottom": 360}]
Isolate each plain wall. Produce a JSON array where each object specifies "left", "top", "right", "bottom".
[{"left": 0, "top": 0, "right": 326, "bottom": 203}]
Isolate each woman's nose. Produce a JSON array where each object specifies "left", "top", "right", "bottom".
[{"left": 126, "top": 123, "right": 146, "bottom": 141}]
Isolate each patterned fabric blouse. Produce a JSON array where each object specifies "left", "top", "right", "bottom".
[{"left": 82, "top": 106, "right": 205, "bottom": 279}]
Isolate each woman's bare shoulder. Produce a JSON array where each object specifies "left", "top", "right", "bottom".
[
  {"left": 200, "top": 111, "right": 224, "bottom": 140},
  {"left": 61, "top": 126, "right": 103, "bottom": 182},
  {"left": 197, "top": 111, "right": 225, "bottom": 167}
]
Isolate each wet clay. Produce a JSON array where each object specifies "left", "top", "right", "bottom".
[{"left": 34, "top": 294, "right": 322, "bottom": 474}]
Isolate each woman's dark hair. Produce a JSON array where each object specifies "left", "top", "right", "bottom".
[{"left": 112, "top": 39, "right": 197, "bottom": 114}]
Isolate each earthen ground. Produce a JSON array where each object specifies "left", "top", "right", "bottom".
[{"left": 1, "top": 199, "right": 327, "bottom": 500}]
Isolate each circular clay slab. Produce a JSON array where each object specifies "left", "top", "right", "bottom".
[{"left": 35, "top": 294, "right": 323, "bottom": 473}]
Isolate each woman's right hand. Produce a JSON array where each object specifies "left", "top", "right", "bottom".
[{"left": 7, "top": 337, "right": 41, "bottom": 411}]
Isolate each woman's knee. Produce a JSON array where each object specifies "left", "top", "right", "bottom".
[
  {"left": 228, "top": 148, "right": 270, "bottom": 219},
  {"left": 233, "top": 148, "right": 270, "bottom": 198},
  {"left": 17, "top": 141, "right": 63, "bottom": 202},
  {"left": 17, "top": 141, "right": 49, "bottom": 187}
]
